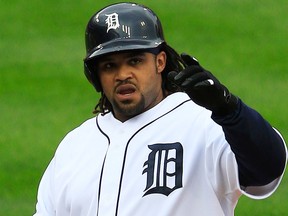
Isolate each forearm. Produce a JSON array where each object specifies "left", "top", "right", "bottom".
[{"left": 212, "top": 99, "right": 287, "bottom": 187}]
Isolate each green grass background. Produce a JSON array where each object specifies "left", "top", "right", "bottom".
[{"left": 0, "top": 0, "right": 287, "bottom": 215}]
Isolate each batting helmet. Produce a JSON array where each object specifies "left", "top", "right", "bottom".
[{"left": 83, "top": 2, "right": 166, "bottom": 91}]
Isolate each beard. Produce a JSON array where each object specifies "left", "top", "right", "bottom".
[{"left": 111, "top": 93, "right": 146, "bottom": 119}]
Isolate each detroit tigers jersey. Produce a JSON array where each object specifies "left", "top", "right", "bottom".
[{"left": 33, "top": 92, "right": 286, "bottom": 216}]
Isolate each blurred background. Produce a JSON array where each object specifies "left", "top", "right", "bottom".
[{"left": 0, "top": 0, "right": 287, "bottom": 215}]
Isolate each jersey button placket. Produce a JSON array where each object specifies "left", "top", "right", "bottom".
[{"left": 98, "top": 129, "right": 129, "bottom": 216}]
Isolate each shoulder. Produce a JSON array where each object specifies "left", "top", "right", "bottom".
[
  {"left": 54, "top": 116, "right": 100, "bottom": 153},
  {"left": 65, "top": 117, "right": 97, "bottom": 138},
  {"left": 165, "top": 92, "right": 213, "bottom": 121}
]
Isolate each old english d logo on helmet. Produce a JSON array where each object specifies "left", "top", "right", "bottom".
[
  {"left": 83, "top": 3, "right": 166, "bottom": 92},
  {"left": 105, "top": 13, "right": 121, "bottom": 33}
]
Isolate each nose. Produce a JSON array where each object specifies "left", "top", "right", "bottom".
[{"left": 115, "top": 64, "right": 133, "bottom": 81}]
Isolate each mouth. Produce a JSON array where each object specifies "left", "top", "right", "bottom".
[{"left": 115, "top": 84, "right": 137, "bottom": 100}]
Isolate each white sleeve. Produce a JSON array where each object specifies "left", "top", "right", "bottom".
[{"left": 33, "top": 158, "right": 56, "bottom": 216}]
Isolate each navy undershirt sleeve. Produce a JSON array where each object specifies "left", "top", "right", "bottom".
[{"left": 212, "top": 99, "right": 286, "bottom": 187}]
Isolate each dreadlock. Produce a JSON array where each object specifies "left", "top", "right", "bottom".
[{"left": 93, "top": 43, "right": 185, "bottom": 115}]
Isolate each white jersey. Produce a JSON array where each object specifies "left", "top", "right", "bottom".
[{"left": 33, "top": 92, "right": 286, "bottom": 216}]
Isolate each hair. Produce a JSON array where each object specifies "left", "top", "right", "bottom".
[{"left": 93, "top": 43, "right": 185, "bottom": 115}]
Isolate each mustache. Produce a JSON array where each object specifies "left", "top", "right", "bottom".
[{"left": 115, "top": 79, "right": 136, "bottom": 88}]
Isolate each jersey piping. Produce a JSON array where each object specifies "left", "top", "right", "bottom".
[{"left": 96, "top": 117, "right": 110, "bottom": 216}]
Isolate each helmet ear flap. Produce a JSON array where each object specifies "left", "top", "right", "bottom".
[{"left": 84, "top": 62, "right": 102, "bottom": 92}]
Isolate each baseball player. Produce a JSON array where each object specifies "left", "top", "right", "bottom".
[{"left": 33, "top": 3, "right": 287, "bottom": 216}]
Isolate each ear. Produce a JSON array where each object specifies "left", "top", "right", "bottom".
[{"left": 156, "top": 51, "right": 167, "bottom": 74}]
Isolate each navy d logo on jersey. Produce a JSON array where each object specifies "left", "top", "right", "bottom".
[{"left": 142, "top": 143, "right": 183, "bottom": 196}]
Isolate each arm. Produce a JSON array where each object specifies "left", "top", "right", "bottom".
[
  {"left": 168, "top": 53, "right": 287, "bottom": 187},
  {"left": 33, "top": 159, "right": 56, "bottom": 216},
  {"left": 212, "top": 99, "right": 286, "bottom": 186}
]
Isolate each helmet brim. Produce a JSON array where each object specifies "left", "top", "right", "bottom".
[{"left": 84, "top": 39, "right": 164, "bottom": 62}]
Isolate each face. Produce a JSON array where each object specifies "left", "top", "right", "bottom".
[{"left": 97, "top": 50, "right": 167, "bottom": 122}]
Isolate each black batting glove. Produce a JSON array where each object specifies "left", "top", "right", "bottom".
[{"left": 168, "top": 53, "right": 238, "bottom": 116}]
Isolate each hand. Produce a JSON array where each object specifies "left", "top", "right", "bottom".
[{"left": 168, "top": 53, "right": 238, "bottom": 116}]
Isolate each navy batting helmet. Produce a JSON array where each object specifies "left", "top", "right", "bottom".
[{"left": 83, "top": 2, "right": 166, "bottom": 91}]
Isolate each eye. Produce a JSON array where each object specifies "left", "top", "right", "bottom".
[
  {"left": 129, "top": 57, "right": 143, "bottom": 65},
  {"left": 99, "top": 62, "right": 115, "bottom": 72}
]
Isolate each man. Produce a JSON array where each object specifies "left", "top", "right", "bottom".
[{"left": 33, "top": 3, "right": 287, "bottom": 216}]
